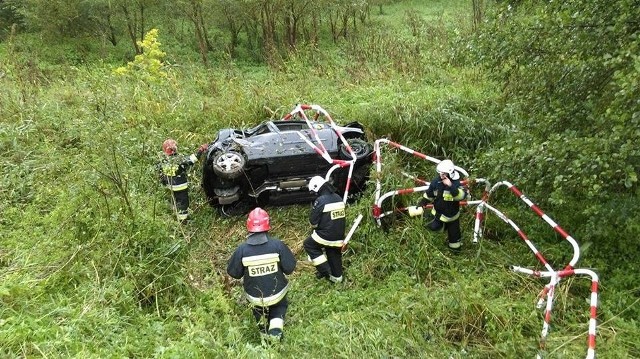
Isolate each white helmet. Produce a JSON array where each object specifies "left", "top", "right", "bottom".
[
  {"left": 436, "top": 159, "right": 460, "bottom": 180},
  {"left": 308, "top": 176, "right": 326, "bottom": 193}
]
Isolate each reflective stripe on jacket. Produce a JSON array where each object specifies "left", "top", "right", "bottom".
[
  {"left": 424, "top": 176, "right": 466, "bottom": 222},
  {"left": 158, "top": 153, "right": 198, "bottom": 191},
  {"left": 227, "top": 232, "right": 297, "bottom": 307},
  {"left": 309, "top": 186, "right": 346, "bottom": 244}
]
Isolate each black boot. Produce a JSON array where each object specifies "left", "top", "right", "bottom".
[
  {"left": 448, "top": 240, "right": 463, "bottom": 252},
  {"left": 315, "top": 271, "right": 330, "bottom": 280},
  {"left": 268, "top": 328, "right": 283, "bottom": 341}
]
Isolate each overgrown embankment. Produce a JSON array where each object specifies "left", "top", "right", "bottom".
[{"left": 1, "top": 0, "right": 638, "bottom": 358}]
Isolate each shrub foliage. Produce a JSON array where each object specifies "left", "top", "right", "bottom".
[{"left": 0, "top": 0, "right": 638, "bottom": 358}]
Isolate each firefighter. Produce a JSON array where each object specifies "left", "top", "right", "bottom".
[
  {"left": 157, "top": 139, "right": 208, "bottom": 222},
  {"left": 227, "top": 208, "right": 297, "bottom": 341},
  {"left": 407, "top": 159, "right": 467, "bottom": 250},
  {"left": 303, "top": 176, "right": 346, "bottom": 283}
]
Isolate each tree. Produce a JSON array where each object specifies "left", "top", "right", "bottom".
[
  {"left": 5, "top": 0, "right": 91, "bottom": 37},
  {"left": 471, "top": 0, "right": 640, "bottom": 202},
  {"left": 114, "top": 0, "right": 157, "bottom": 55},
  {"left": 472, "top": 0, "right": 484, "bottom": 30},
  {"left": 0, "top": 0, "right": 23, "bottom": 39},
  {"left": 213, "top": 0, "right": 244, "bottom": 58},
  {"left": 176, "top": 0, "right": 214, "bottom": 65}
]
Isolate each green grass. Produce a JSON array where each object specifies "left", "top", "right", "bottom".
[{"left": 1, "top": 1, "right": 638, "bottom": 358}]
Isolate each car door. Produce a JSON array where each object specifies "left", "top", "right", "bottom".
[{"left": 270, "top": 127, "right": 324, "bottom": 176}]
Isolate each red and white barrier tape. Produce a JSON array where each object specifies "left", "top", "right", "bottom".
[
  {"left": 283, "top": 104, "right": 358, "bottom": 203},
  {"left": 489, "top": 181, "right": 580, "bottom": 268},
  {"left": 512, "top": 266, "right": 599, "bottom": 359}
]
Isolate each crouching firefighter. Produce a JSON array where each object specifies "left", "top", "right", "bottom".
[
  {"left": 407, "top": 159, "right": 467, "bottom": 250},
  {"left": 157, "top": 139, "right": 208, "bottom": 222},
  {"left": 227, "top": 208, "right": 297, "bottom": 341},
  {"left": 303, "top": 176, "right": 346, "bottom": 283}
]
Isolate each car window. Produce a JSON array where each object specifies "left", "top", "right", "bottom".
[
  {"left": 246, "top": 123, "right": 271, "bottom": 136},
  {"left": 272, "top": 121, "right": 309, "bottom": 132}
]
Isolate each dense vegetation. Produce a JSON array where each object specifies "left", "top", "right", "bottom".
[{"left": 1, "top": 0, "right": 638, "bottom": 357}]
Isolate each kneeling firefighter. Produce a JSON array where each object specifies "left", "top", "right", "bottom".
[{"left": 407, "top": 159, "right": 467, "bottom": 250}]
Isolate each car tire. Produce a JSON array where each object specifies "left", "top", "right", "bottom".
[
  {"left": 212, "top": 151, "right": 246, "bottom": 180},
  {"left": 339, "top": 138, "right": 372, "bottom": 161}
]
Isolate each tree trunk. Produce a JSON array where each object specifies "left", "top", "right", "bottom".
[
  {"left": 194, "top": 24, "right": 209, "bottom": 65},
  {"left": 221, "top": 8, "right": 241, "bottom": 58},
  {"left": 329, "top": 10, "right": 338, "bottom": 42},
  {"left": 359, "top": 4, "right": 369, "bottom": 24},
  {"left": 260, "top": 0, "right": 277, "bottom": 64},
  {"left": 472, "top": 0, "right": 484, "bottom": 31},
  {"left": 199, "top": 11, "right": 213, "bottom": 51},
  {"left": 106, "top": 14, "right": 118, "bottom": 46},
  {"left": 341, "top": 10, "right": 349, "bottom": 38},
  {"left": 121, "top": 5, "right": 141, "bottom": 54},
  {"left": 188, "top": 0, "right": 208, "bottom": 65},
  {"left": 139, "top": 3, "right": 145, "bottom": 41},
  {"left": 311, "top": 11, "right": 318, "bottom": 46},
  {"left": 284, "top": 10, "right": 293, "bottom": 48}
]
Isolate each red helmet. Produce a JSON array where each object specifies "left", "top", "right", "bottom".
[
  {"left": 246, "top": 207, "right": 270, "bottom": 232},
  {"left": 162, "top": 139, "right": 177, "bottom": 155}
]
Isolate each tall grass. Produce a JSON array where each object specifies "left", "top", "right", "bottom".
[{"left": 1, "top": 1, "right": 638, "bottom": 358}]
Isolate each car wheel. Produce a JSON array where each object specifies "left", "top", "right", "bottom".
[
  {"left": 212, "top": 151, "right": 246, "bottom": 180},
  {"left": 339, "top": 138, "right": 372, "bottom": 161}
]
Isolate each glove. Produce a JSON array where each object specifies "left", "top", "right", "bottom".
[
  {"left": 407, "top": 206, "right": 424, "bottom": 217},
  {"left": 196, "top": 143, "right": 208, "bottom": 159},
  {"left": 198, "top": 143, "right": 209, "bottom": 154}
]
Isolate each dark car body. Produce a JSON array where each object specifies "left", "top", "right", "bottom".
[{"left": 202, "top": 119, "right": 373, "bottom": 215}]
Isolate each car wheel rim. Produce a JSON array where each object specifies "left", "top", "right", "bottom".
[
  {"left": 349, "top": 139, "right": 369, "bottom": 158},
  {"left": 216, "top": 153, "right": 243, "bottom": 171},
  {"left": 352, "top": 142, "right": 366, "bottom": 156}
]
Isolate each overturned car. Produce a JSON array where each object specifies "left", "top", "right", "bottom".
[{"left": 201, "top": 106, "right": 374, "bottom": 215}]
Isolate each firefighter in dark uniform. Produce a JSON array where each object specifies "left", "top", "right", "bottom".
[
  {"left": 227, "top": 207, "right": 297, "bottom": 340},
  {"left": 408, "top": 159, "right": 467, "bottom": 250},
  {"left": 157, "top": 139, "right": 208, "bottom": 222},
  {"left": 303, "top": 176, "right": 346, "bottom": 283}
]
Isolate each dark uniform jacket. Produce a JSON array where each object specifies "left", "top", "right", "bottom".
[
  {"left": 158, "top": 153, "right": 199, "bottom": 191},
  {"left": 227, "top": 232, "right": 297, "bottom": 307},
  {"left": 423, "top": 175, "right": 467, "bottom": 222},
  {"left": 310, "top": 185, "right": 346, "bottom": 246}
]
